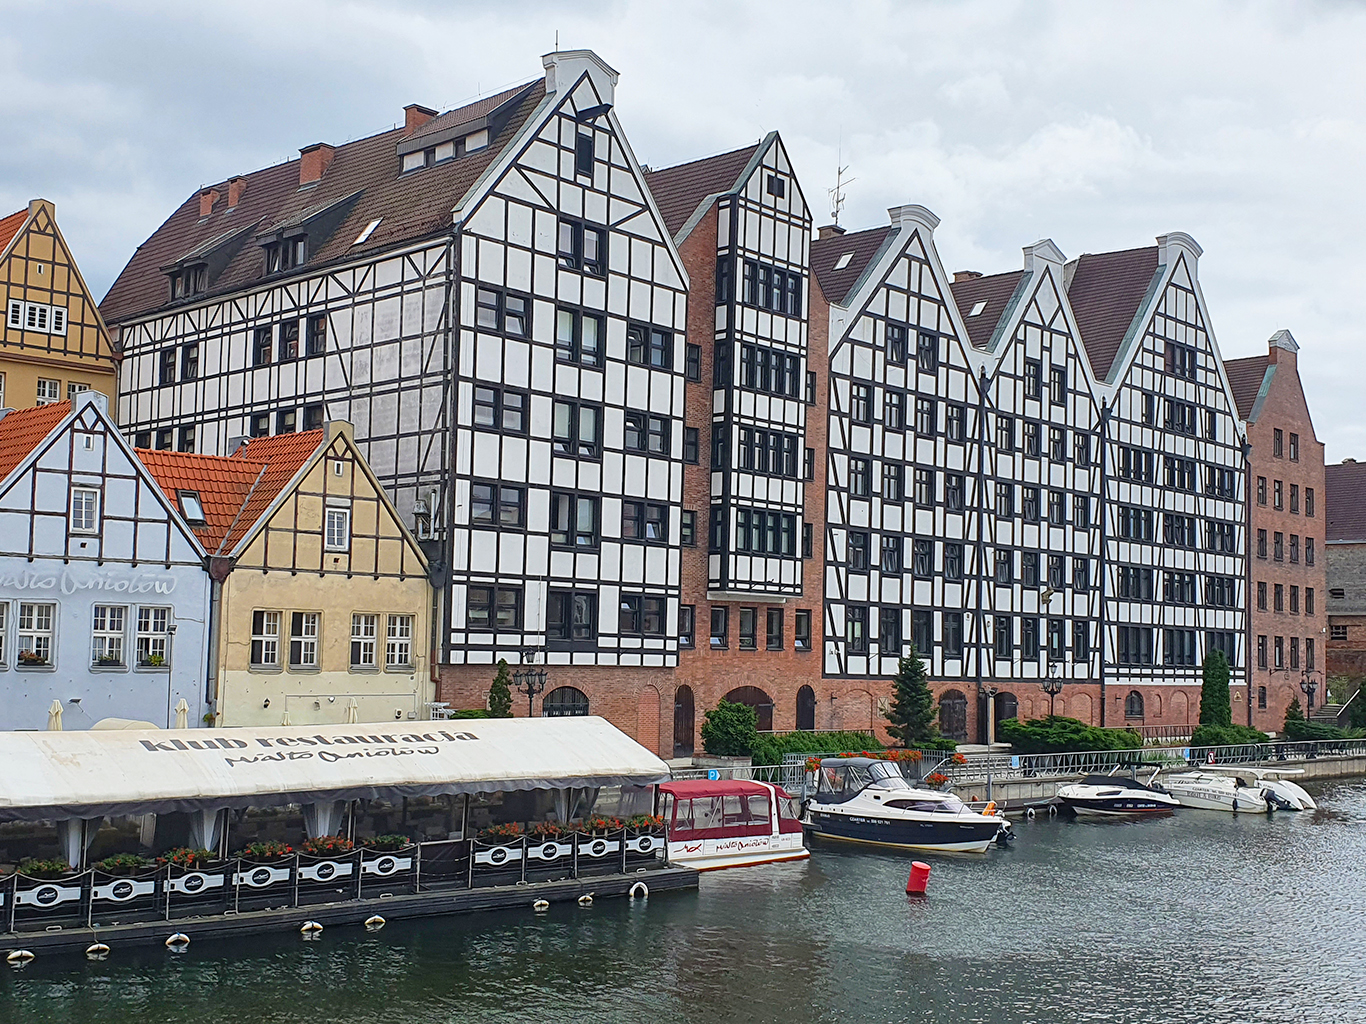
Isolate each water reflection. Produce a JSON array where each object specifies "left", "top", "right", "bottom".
[{"left": 3, "top": 781, "right": 1364, "bottom": 1024}]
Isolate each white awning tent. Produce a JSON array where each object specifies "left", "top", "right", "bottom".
[{"left": 0, "top": 716, "right": 670, "bottom": 822}]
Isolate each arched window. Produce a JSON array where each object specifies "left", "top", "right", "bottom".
[
  {"left": 673, "top": 685, "right": 695, "bottom": 757},
  {"left": 723, "top": 685, "right": 774, "bottom": 732},
  {"left": 1257, "top": 686, "right": 1267, "bottom": 710},
  {"left": 796, "top": 685, "right": 816, "bottom": 732},
  {"left": 939, "top": 689, "right": 968, "bottom": 741},
  {"left": 1125, "top": 690, "right": 1144, "bottom": 720},
  {"left": 543, "top": 686, "right": 589, "bottom": 717}
]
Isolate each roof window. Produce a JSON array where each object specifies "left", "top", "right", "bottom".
[
  {"left": 401, "top": 130, "right": 488, "bottom": 173},
  {"left": 178, "top": 490, "right": 206, "bottom": 524},
  {"left": 833, "top": 252, "right": 853, "bottom": 271},
  {"left": 353, "top": 218, "right": 382, "bottom": 246},
  {"left": 969, "top": 300, "right": 987, "bottom": 317}
]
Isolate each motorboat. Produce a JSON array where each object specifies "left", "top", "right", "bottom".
[
  {"left": 802, "top": 757, "right": 1011, "bottom": 854},
  {"left": 1056, "top": 769, "right": 1181, "bottom": 817},
  {"left": 1202, "top": 766, "right": 1316, "bottom": 810},
  {"left": 659, "top": 779, "right": 809, "bottom": 871},
  {"left": 1160, "top": 769, "right": 1271, "bottom": 813}
]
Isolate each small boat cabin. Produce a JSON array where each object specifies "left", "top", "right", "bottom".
[{"left": 659, "top": 779, "right": 807, "bottom": 871}]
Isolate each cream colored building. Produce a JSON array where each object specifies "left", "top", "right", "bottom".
[
  {"left": 139, "top": 422, "right": 432, "bottom": 727},
  {"left": 0, "top": 199, "right": 118, "bottom": 409}
]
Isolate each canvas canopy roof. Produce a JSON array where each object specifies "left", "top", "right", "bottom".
[{"left": 0, "top": 717, "right": 670, "bottom": 821}]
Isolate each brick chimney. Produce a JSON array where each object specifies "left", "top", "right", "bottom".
[
  {"left": 199, "top": 188, "right": 220, "bottom": 218},
  {"left": 1267, "top": 328, "right": 1299, "bottom": 366},
  {"left": 298, "top": 143, "right": 336, "bottom": 187},
  {"left": 954, "top": 271, "right": 983, "bottom": 283},
  {"left": 227, "top": 176, "right": 248, "bottom": 208},
  {"left": 818, "top": 224, "right": 846, "bottom": 240},
  {"left": 404, "top": 104, "right": 438, "bottom": 136}
]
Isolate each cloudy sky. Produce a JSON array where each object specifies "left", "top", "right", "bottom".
[{"left": 2, "top": 1, "right": 1362, "bottom": 457}]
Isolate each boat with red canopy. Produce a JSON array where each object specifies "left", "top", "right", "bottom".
[{"left": 659, "top": 779, "right": 809, "bottom": 871}]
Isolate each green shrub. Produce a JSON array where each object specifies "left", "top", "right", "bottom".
[
  {"left": 94, "top": 852, "right": 153, "bottom": 874},
  {"left": 997, "top": 716, "right": 1143, "bottom": 754},
  {"left": 488, "top": 659, "right": 513, "bottom": 718},
  {"left": 18, "top": 858, "right": 70, "bottom": 879},
  {"left": 1282, "top": 718, "right": 1355, "bottom": 742},
  {"left": 750, "top": 730, "right": 884, "bottom": 765},
  {"left": 450, "top": 708, "right": 491, "bottom": 719},
  {"left": 700, "top": 700, "right": 758, "bottom": 757},
  {"left": 1190, "top": 723, "right": 1269, "bottom": 746}
]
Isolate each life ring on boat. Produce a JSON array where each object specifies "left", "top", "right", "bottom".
[
  {"left": 1026, "top": 807, "right": 1036, "bottom": 820},
  {"left": 982, "top": 801, "right": 997, "bottom": 816},
  {"left": 629, "top": 881, "right": 649, "bottom": 900}
]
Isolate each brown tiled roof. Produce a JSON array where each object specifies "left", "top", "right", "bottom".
[
  {"left": 137, "top": 450, "right": 267, "bottom": 553},
  {"left": 1224, "top": 354, "right": 1270, "bottom": 421},
  {"left": 223, "top": 431, "right": 325, "bottom": 551},
  {"left": 1327, "top": 461, "right": 1366, "bottom": 542},
  {"left": 0, "top": 402, "right": 71, "bottom": 480},
  {"left": 810, "top": 226, "right": 893, "bottom": 306},
  {"left": 1066, "top": 246, "right": 1160, "bottom": 381},
  {"left": 949, "top": 271, "right": 1024, "bottom": 349},
  {"left": 643, "top": 143, "right": 760, "bottom": 239},
  {"left": 0, "top": 208, "right": 28, "bottom": 256},
  {"left": 407, "top": 83, "right": 535, "bottom": 144},
  {"left": 100, "top": 82, "right": 546, "bottom": 325}
]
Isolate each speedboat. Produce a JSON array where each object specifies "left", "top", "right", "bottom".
[
  {"left": 1056, "top": 770, "right": 1181, "bottom": 816},
  {"left": 1160, "top": 769, "right": 1270, "bottom": 813},
  {"left": 1202, "top": 766, "right": 1316, "bottom": 810},
  {"left": 802, "top": 757, "right": 1011, "bottom": 854},
  {"left": 659, "top": 779, "right": 809, "bottom": 870}
]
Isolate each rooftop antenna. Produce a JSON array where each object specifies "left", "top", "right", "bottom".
[{"left": 829, "top": 136, "right": 854, "bottom": 225}]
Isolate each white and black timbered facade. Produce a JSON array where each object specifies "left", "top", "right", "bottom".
[
  {"left": 815, "top": 206, "right": 984, "bottom": 682},
  {"left": 706, "top": 136, "right": 812, "bottom": 598},
  {"left": 103, "top": 51, "right": 691, "bottom": 682},
  {"left": 951, "top": 242, "right": 1105, "bottom": 717},
  {"left": 1072, "top": 234, "right": 1247, "bottom": 717}
]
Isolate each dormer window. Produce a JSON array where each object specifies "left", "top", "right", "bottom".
[
  {"left": 265, "top": 237, "right": 306, "bottom": 274},
  {"left": 400, "top": 130, "right": 490, "bottom": 173},
  {"left": 169, "top": 264, "right": 208, "bottom": 299},
  {"left": 177, "top": 490, "right": 206, "bottom": 524}
]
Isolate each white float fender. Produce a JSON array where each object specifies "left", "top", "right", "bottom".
[{"left": 629, "top": 881, "right": 648, "bottom": 900}]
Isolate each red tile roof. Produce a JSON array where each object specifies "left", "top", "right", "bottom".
[
  {"left": 0, "top": 208, "right": 28, "bottom": 256},
  {"left": 810, "top": 226, "right": 893, "bottom": 306},
  {"left": 1066, "top": 246, "right": 1160, "bottom": 381},
  {"left": 643, "top": 143, "right": 760, "bottom": 239},
  {"left": 136, "top": 430, "right": 324, "bottom": 554},
  {"left": 949, "top": 271, "right": 1025, "bottom": 349},
  {"left": 0, "top": 402, "right": 72, "bottom": 480},
  {"left": 1327, "top": 460, "right": 1366, "bottom": 542},
  {"left": 100, "top": 82, "right": 545, "bottom": 325},
  {"left": 1223, "top": 354, "right": 1270, "bottom": 421}
]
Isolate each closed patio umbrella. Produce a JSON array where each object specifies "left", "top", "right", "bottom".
[
  {"left": 174, "top": 698, "right": 190, "bottom": 730},
  {"left": 344, "top": 697, "right": 359, "bottom": 724},
  {"left": 47, "top": 700, "right": 63, "bottom": 731},
  {"left": 281, "top": 710, "right": 292, "bottom": 726}
]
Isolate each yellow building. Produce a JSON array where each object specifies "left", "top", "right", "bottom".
[
  {"left": 139, "top": 423, "right": 433, "bottom": 727},
  {"left": 0, "top": 199, "right": 117, "bottom": 408}
]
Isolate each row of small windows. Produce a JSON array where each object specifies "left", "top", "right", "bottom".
[
  {"left": 463, "top": 586, "right": 673, "bottom": 647},
  {"left": 400, "top": 127, "right": 489, "bottom": 174},
  {"left": 1255, "top": 634, "right": 1315, "bottom": 672},
  {"left": 1256, "top": 477, "right": 1315, "bottom": 515},
  {"left": 1116, "top": 627, "right": 1238, "bottom": 667},
  {"left": 1255, "top": 530, "right": 1315, "bottom": 564},
  {"left": 1133, "top": 394, "right": 1220, "bottom": 440},
  {"left": 838, "top": 608, "right": 1091, "bottom": 661},
  {"left": 470, "top": 386, "right": 676, "bottom": 461},
  {"left": 250, "top": 610, "right": 413, "bottom": 669},
  {"left": 6, "top": 300, "right": 67, "bottom": 335},
  {"left": 697, "top": 605, "right": 812, "bottom": 652},
  {"left": 739, "top": 260, "right": 803, "bottom": 316},
  {"left": 1115, "top": 507, "right": 1238, "bottom": 551},
  {"left": 0, "top": 602, "right": 172, "bottom": 670},
  {"left": 1255, "top": 582, "right": 1316, "bottom": 616},
  {"left": 1021, "top": 360, "right": 1069, "bottom": 404},
  {"left": 1271, "top": 429, "right": 1301, "bottom": 461},
  {"left": 1116, "top": 448, "right": 1237, "bottom": 496},
  {"left": 1114, "top": 567, "right": 1239, "bottom": 606}
]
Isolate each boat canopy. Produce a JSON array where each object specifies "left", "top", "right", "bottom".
[
  {"left": 659, "top": 779, "right": 794, "bottom": 800},
  {"left": 0, "top": 717, "right": 670, "bottom": 821}
]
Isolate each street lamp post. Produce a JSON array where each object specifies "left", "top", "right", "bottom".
[
  {"left": 514, "top": 649, "right": 548, "bottom": 718},
  {"left": 1299, "top": 671, "right": 1318, "bottom": 714},
  {"left": 1041, "top": 662, "right": 1063, "bottom": 719},
  {"left": 164, "top": 623, "right": 178, "bottom": 729}
]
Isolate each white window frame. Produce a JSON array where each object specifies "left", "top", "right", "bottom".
[
  {"left": 17, "top": 602, "right": 54, "bottom": 666},
  {"left": 325, "top": 507, "right": 351, "bottom": 551},
  {"left": 289, "top": 611, "right": 320, "bottom": 667},
  {"left": 351, "top": 613, "right": 378, "bottom": 667},
  {"left": 70, "top": 487, "right": 100, "bottom": 533},
  {"left": 91, "top": 604, "right": 126, "bottom": 666},
  {"left": 36, "top": 378, "right": 60, "bottom": 405},
  {"left": 0, "top": 602, "right": 9, "bottom": 665},
  {"left": 67, "top": 382, "right": 89, "bottom": 399},
  {"left": 251, "top": 610, "right": 281, "bottom": 667},
  {"left": 10, "top": 301, "right": 66, "bottom": 335},
  {"left": 136, "top": 606, "right": 171, "bottom": 666},
  {"left": 385, "top": 614, "right": 414, "bottom": 668}
]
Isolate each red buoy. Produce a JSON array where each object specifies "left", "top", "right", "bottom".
[{"left": 906, "top": 861, "right": 931, "bottom": 895}]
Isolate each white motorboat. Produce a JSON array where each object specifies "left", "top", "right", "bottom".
[
  {"left": 1056, "top": 769, "right": 1181, "bottom": 816},
  {"left": 1202, "top": 766, "right": 1316, "bottom": 810},
  {"left": 1160, "top": 770, "right": 1270, "bottom": 813},
  {"left": 803, "top": 757, "right": 1011, "bottom": 853}
]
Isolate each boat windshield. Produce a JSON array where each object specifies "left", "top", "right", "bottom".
[{"left": 816, "top": 759, "right": 912, "bottom": 801}]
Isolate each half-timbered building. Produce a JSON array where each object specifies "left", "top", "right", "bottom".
[{"left": 0, "top": 392, "right": 211, "bottom": 730}]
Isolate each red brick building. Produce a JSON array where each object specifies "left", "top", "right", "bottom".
[
  {"left": 1326, "top": 459, "right": 1366, "bottom": 698},
  {"left": 1227, "top": 330, "right": 1327, "bottom": 730}
]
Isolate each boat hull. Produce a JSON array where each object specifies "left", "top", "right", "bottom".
[
  {"left": 1058, "top": 795, "right": 1177, "bottom": 817},
  {"left": 667, "top": 833, "right": 809, "bottom": 872},
  {"left": 804, "top": 809, "right": 1004, "bottom": 853},
  {"left": 1163, "top": 776, "right": 1269, "bottom": 813}
]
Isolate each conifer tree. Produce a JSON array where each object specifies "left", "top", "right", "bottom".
[
  {"left": 884, "top": 646, "right": 939, "bottom": 746},
  {"left": 1198, "top": 650, "right": 1232, "bottom": 727},
  {"left": 488, "top": 658, "right": 514, "bottom": 718}
]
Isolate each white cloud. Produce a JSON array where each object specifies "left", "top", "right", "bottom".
[{"left": 2, "top": 0, "right": 1364, "bottom": 456}]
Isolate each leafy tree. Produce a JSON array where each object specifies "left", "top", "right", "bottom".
[
  {"left": 700, "top": 700, "right": 758, "bottom": 757},
  {"left": 1198, "top": 650, "right": 1232, "bottom": 727},
  {"left": 487, "top": 658, "right": 513, "bottom": 718},
  {"left": 883, "top": 647, "right": 942, "bottom": 747}
]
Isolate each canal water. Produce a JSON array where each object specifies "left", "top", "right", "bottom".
[{"left": 3, "top": 780, "right": 1363, "bottom": 1024}]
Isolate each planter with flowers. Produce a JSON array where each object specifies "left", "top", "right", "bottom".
[
  {"left": 233, "top": 840, "right": 294, "bottom": 862},
  {"left": 94, "top": 853, "right": 156, "bottom": 877},
  {"left": 301, "top": 835, "right": 354, "bottom": 857},
  {"left": 360, "top": 834, "right": 411, "bottom": 852},
  {"left": 579, "top": 815, "right": 623, "bottom": 836},
  {"left": 925, "top": 772, "right": 951, "bottom": 789},
  {"left": 18, "top": 857, "right": 72, "bottom": 880},
  {"left": 158, "top": 847, "right": 217, "bottom": 870},
  {"left": 17, "top": 650, "right": 48, "bottom": 667},
  {"left": 476, "top": 822, "right": 524, "bottom": 842}
]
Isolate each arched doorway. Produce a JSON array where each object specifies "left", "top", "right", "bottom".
[
  {"left": 723, "top": 685, "right": 774, "bottom": 732},
  {"left": 939, "top": 689, "right": 968, "bottom": 741},
  {"left": 796, "top": 685, "right": 816, "bottom": 732},
  {"left": 1125, "top": 690, "right": 1144, "bottom": 720},
  {"left": 995, "top": 691, "right": 1018, "bottom": 723},
  {"left": 673, "top": 685, "right": 695, "bottom": 758},
  {"left": 543, "top": 686, "right": 589, "bottom": 717}
]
